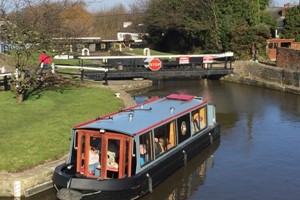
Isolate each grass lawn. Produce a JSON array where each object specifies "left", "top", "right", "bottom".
[{"left": 0, "top": 86, "right": 124, "bottom": 172}]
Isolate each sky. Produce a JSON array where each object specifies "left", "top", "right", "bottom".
[
  {"left": 85, "top": 0, "right": 138, "bottom": 12},
  {"left": 273, "top": 0, "right": 299, "bottom": 6},
  {"left": 85, "top": 0, "right": 299, "bottom": 12}
]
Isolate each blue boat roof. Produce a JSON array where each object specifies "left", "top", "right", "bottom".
[{"left": 75, "top": 94, "right": 206, "bottom": 136}]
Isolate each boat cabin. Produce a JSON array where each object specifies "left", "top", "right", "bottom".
[{"left": 70, "top": 94, "right": 211, "bottom": 179}]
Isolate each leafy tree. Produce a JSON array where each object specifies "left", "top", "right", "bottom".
[
  {"left": 281, "top": 5, "right": 300, "bottom": 41},
  {"left": 142, "top": 0, "right": 273, "bottom": 58},
  {"left": 143, "top": 0, "right": 222, "bottom": 53}
]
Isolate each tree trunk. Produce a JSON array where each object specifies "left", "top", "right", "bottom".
[{"left": 16, "top": 93, "right": 24, "bottom": 103}]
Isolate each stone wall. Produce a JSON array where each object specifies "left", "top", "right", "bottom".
[
  {"left": 223, "top": 61, "right": 300, "bottom": 94},
  {"left": 277, "top": 48, "right": 300, "bottom": 71}
]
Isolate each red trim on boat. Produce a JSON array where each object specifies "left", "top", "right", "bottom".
[{"left": 166, "top": 94, "right": 194, "bottom": 101}]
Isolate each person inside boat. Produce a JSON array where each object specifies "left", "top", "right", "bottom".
[
  {"left": 140, "top": 144, "right": 148, "bottom": 166},
  {"left": 89, "top": 146, "right": 100, "bottom": 176},
  {"left": 154, "top": 137, "right": 164, "bottom": 156},
  {"left": 199, "top": 116, "right": 206, "bottom": 129}
]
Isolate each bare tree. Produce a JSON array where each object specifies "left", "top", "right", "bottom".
[
  {"left": 93, "top": 4, "right": 128, "bottom": 39},
  {"left": 2, "top": 0, "right": 86, "bottom": 103}
]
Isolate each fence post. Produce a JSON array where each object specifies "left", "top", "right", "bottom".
[
  {"left": 80, "top": 68, "right": 84, "bottom": 82},
  {"left": 80, "top": 59, "right": 84, "bottom": 82},
  {"left": 51, "top": 63, "right": 55, "bottom": 74},
  {"left": 3, "top": 75, "right": 8, "bottom": 91},
  {"left": 103, "top": 68, "right": 108, "bottom": 85}
]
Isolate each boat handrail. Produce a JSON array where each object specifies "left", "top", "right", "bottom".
[
  {"left": 194, "top": 96, "right": 203, "bottom": 100},
  {"left": 73, "top": 130, "right": 78, "bottom": 150}
]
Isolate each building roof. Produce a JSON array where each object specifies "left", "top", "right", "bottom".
[
  {"left": 267, "top": 7, "right": 284, "bottom": 28},
  {"left": 118, "top": 22, "right": 146, "bottom": 34}
]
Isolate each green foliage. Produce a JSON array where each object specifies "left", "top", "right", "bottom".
[
  {"left": 281, "top": 6, "right": 300, "bottom": 41},
  {"left": 143, "top": 0, "right": 274, "bottom": 58},
  {"left": 0, "top": 87, "right": 123, "bottom": 172}
]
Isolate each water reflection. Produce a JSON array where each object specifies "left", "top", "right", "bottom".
[
  {"left": 140, "top": 141, "right": 220, "bottom": 200},
  {"left": 132, "top": 79, "right": 300, "bottom": 199},
  {"left": 2, "top": 79, "right": 300, "bottom": 200}
]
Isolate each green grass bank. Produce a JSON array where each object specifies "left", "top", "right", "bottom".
[{"left": 0, "top": 86, "right": 123, "bottom": 172}]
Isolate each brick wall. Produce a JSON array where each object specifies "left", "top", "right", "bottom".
[{"left": 277, "top": 48, "right": 300, "bottom": 70}]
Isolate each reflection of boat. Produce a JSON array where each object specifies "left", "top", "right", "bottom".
[
  {"left": 139, "top": 140, "right": 220, "bottom": 200},
  {"left": 52, "top": 94, "right": 220, "bottom": 200}
]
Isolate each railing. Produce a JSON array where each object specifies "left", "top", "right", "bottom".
[
  {"left": 51, "top": 64, "right": 109, "bottom": 84},
  {"left": 77, "top": 52, "right": 234, "bottom": 70},
  {"left": 1, "top": 52, "right": 234, "bottom": 90}
]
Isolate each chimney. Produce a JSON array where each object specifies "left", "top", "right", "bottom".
[{"left": 282, "top": 3, "right": 290, "bottom": 17}]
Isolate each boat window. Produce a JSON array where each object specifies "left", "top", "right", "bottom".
[
  {"left": 75, "top": 130, "right": 133, "bottom": 179},
  {"left": 154, "top": 120, "right": 177, "bottom": 158},
  {"left": 139, "top": 131, "right": 153, "bottom": 167},
  {"left": 177, "top": 113, "right": 191, "bottom": 144},
  {"left": 88, "top": 137, "right": 101, "bottom": 177},
  {"left": 76, "top": 132, "right": 102, "bottom": 177},
  {"left": 191, "top": 106, "right": 207, "bottom": 135},
  {"left": 106, "top": 139, "right": 119, "bottom": 178}
]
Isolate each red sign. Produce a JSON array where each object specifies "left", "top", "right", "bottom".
[
  {"left": 149, "top": 58, "right": 162, "bottom": 71},
  {"left": 203, "top": 55, "right": 213, "bottom": 63},
  {"left": 179, "top": 56, "right": 190, "bottom": 64}
]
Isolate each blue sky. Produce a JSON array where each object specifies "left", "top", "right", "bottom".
[
  {"left": 86, "top": 0, "right": 137, "bottom": 12},
  {"left": 85, "top": 0, "right": 299, "bottom": 12},
  {"left": 273, "top": 0, "right": 299, "bottom": 6}
]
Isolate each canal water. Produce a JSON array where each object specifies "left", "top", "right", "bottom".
[{"left": 4, "top": 79, "right": 300, "bottom": 200}]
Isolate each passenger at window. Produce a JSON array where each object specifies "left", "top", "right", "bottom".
[
  {"left": 89, "top": 146, "right": 100, "bottom": 176},
  {"left": 160, "top": 138, "right": 173, "bottom": 150},
  {"left": 200, "top": 117, "right": 205, "bottom": 129},
  {"left": 140, "top": 144, "right": 148, "bottom": 166},
  {"left": 154, "top": 138, "right": 164, "bottom": 156}
]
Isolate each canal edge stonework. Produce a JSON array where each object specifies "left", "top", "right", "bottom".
[
  {"left": 222, "top": 61, "right": 300, "bottom": 95},
  {"left": 0, "top": 79, "right": 152, "bottom": 198}
]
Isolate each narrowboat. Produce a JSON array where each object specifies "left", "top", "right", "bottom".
[{"left": 52, "top": 94, "right": 220, "bottom": 200}]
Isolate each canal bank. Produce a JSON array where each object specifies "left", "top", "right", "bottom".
[
  {"left": 222, "top": 61, "right": 300, "bottom": 95},
  {"left": 0, "top": 79, "right": 152, "bottom": 198}
]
